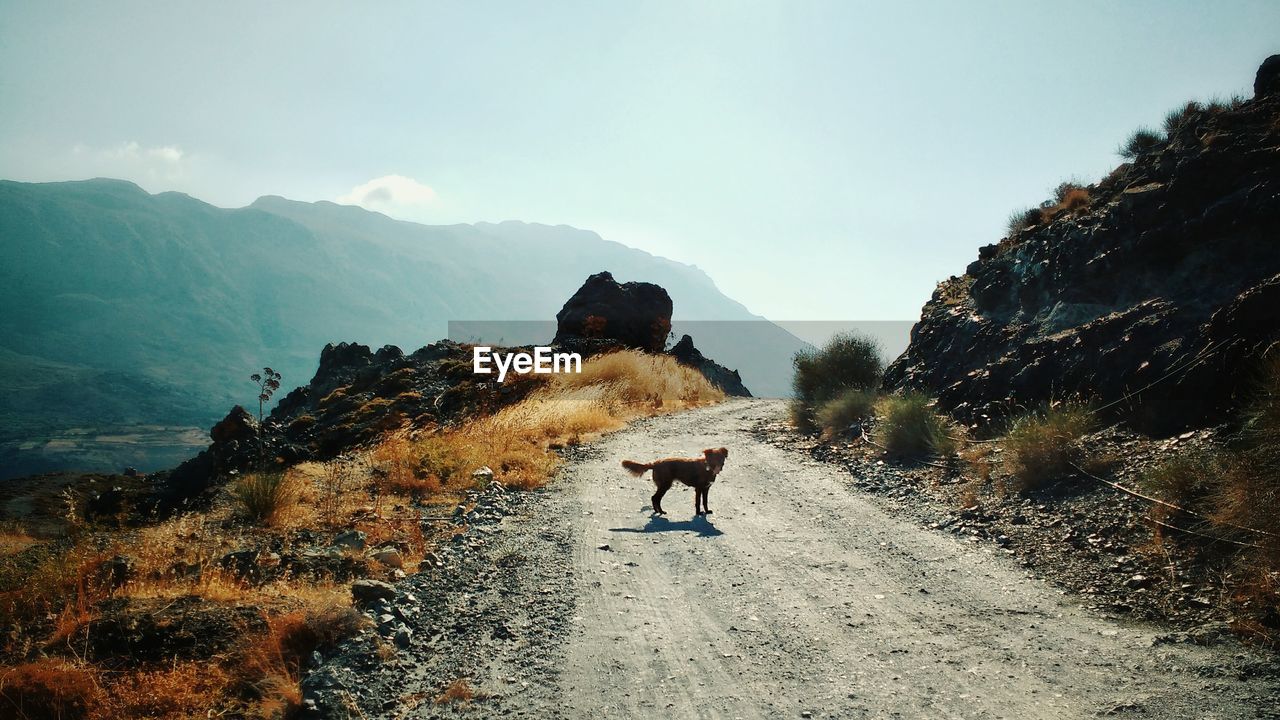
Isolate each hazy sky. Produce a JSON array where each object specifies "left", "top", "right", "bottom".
[{"left": 1, "top": 2, "right": 1276, "bottom": 321}]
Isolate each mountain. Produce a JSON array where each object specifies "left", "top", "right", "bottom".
[
  {"left": 884, "top": 57, "right": 1280, "bottom": 434},
  {"left": 0, "top": 178, "right": 806, "bottom": 478}
]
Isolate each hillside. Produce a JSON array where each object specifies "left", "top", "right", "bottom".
[
  {"left": 0, "top": 179, "right": 805, "bottom": 478},
  {"left": 884, "top": 57, "right": 1280, "bottom": 434}
]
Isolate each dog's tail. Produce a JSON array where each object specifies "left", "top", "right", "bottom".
[{"left": 620, "top": 459, "right": 652, "bottom": 477}]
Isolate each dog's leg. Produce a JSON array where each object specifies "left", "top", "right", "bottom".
[
  {"left": 693, "top": 486, "right": 704, "bottom": 516},
  {"left": 652, "top": 478, "right": 671, "bottom": 515},
  {"left": 703, "top": 484, "right": 713, "bottom": 515}
]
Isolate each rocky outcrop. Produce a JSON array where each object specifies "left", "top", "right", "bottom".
[
  {"left": 152, "top": 339, "right": 537, "bottom": 511},
  {"left": 885, "top": 59, "right": 1280, "bottom": 434},
  {"left": 553, "top": 271, "right": 673, "bottom": 352},
  {"left": 1255, "top": 54, "right": 1280, "bottom": 98},
  {"left": 668, "top": 334, "right": 752, "bottom": 397}
]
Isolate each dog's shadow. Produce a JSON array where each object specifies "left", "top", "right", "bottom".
[{"left": 609, "top": 511, "right": 724, "bottom": 538}]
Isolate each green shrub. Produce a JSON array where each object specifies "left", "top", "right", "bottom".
[
  {"left": 790, "top": 332, "right": 883, "bottom": 432},
  {"left": 1003, "top": 402, "right": 1097, "bottom": 490},
  {"left": 815, "top": 388, "right": 878, "bottom": 435},
  {"left": 789, "top": 399, "right": 817, "bottom": 434},
  {"left": 1141, "top": 451, "right": 1222, "bottom": 509},
  {"left": 233, "top": 471, "right": 300, "bottom": 525},
  {"left": 875, "top": 392, "right": 956, "bottom": 457},
  {"left": 1118, "top": 127, "right": 1165, "bottom": 159}
]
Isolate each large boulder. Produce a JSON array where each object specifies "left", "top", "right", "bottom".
[
  {"left": 885, "top": 59, "right": 1280, "bottom": 434},
  {"left": 553, "top": 271, "right": 673, "bottom": 352},
  {"left": 1255, "top": 54, "right": 1280, "bottom": 98},
  {"left": 209, "top": 405, "right": 257, "bottom": 445}
]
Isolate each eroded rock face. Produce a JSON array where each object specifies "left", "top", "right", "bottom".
[
  {"left": 668, "top": 334, "right": 752, "bottom": 397},
  {"left": 553, "top": 271, "right": 673, "bottom": 352},
  {"left": 885, "top": 60, "right": 1280, "bottom": 434}
]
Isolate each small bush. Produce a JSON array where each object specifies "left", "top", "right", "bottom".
[
  {"left": 1163, "top": 101, "right": 1204, "bottom": 134},
  {"left": 233, "top": 471, "right": 301, "bottom": 525},
  {"left": 788, "top": 399, "right": 817, "bottom": 433},
  {"left": 1118, "top": 127, "right": 1165, "bottom": 159},
  {"left": 1006, "top": 206, "right": 1044, "bottom": 236},
  {"left": 416, "top": 435, "right": 468, "bottom": 486},
  {"left": 316, "top": 457, "right": 359, "bottom": 528},
  {"left": 1242, "top": 355, "right": 1280, "bottom": 451},
  {"left": 875, "top": 392, "right": 956, "bottom": 457},
  {"left": 269, "top": 605, "right": 369, "bottom": 671},
  {"left": 436, "top": 678, "right": 475, "bottom": 705},
  {"left": 1141, "top": 451, "right": 1222, "bottom": 511},
  {"left": 374, "top": 434, "right": 438, "bottom": 496},
  {"left": 815, "top": 388, "right": 878, "bottom": 435},
  {"left": 1139, "top": 359, "right": 1280, "bottom": 643},
  {"left": 1003, "top": 403, "right": 1097, "bottom": 490},
  {"left": 791, "top": 333, "right": 883, "bottom": 432}
]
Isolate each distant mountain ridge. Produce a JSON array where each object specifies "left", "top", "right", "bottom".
[{"left": 0, "top": 178, "right": 805, "bottom": 478}]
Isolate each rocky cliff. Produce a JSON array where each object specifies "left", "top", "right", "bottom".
[{"left": 885, "top": 57, "right": 1280, "bottom": 434}]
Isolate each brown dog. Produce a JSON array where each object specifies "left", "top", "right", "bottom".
[{"left": 621, "top": 447, "right": 729, "bottom": 516}]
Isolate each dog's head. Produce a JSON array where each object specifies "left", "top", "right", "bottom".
[{"left": 702, "top": 447, "right": 729, "bottom": 476}]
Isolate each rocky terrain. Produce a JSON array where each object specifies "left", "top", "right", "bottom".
[
  {"left": 303, "top": 400, "right": 1280, "bottom": 719},
  {"left": 885, "top": 56, "right": 1280, "bottom": 434},
  {"left": 756, "top": 415, "right": 1252, "bottom": 633}
]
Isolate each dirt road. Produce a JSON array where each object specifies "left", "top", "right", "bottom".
[{"left": 310, "top": 399, "right": 1278, "bottom": 719}]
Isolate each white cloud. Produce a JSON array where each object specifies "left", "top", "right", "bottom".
[
  {"left": 69, "top": 141, "right": 189, "bottom": 182},
  {"left": 337, "top": 174, "right": 440, "bottom": 221}
]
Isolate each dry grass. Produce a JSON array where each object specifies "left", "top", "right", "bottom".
[
  {"left": 391, "top": 350, "right": 724, "bottom": 491},
  {"left": 875, "top": 392, "right": 956, "bottom": 458},
  {"left": 96, "top": 662, "right": 233, "bottom": 719},
  {"left": 1142, "top": 445, "right": 1279, "bottom": 644},
  {"left": 0, "top": 527, "right": 37, "bottom": 558},
  {"left": 235, "top": 604, "right": 368, "bottom": 715},
  {"left": 435, "top": 678, "right": 475, "bottom": 705},
  {"left": 1006, "top": 206, "right": 1045, "bottom": 236},
  {"left": 374, "top": 433, "right": 439, "bottom": 497},
  {"left": 1007, "top": 183, "right": 1092, "bottom": 237},
  {"left": 815, "top": 388, "right": 878, "bottom": 437},
  {"left": 1003, "top": 402, "right": 1097, "bottom": 491},
  {"left": 233, "top": 470, "right": 303, "bottom": 526},
  {"left": 0, "top": 658, "right": 99, "bottom": 719}
]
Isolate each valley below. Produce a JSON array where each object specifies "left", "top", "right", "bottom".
[{"left": 0, "top": 425, "right": 208, "bottom": 480}]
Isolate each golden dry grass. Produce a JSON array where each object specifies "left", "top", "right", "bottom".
[
  {"left": 233, "top": 470, "right": 304, "bottom": 526},
  {"left": 390, "top": 350, "right": 724, "bottom": 491}
]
